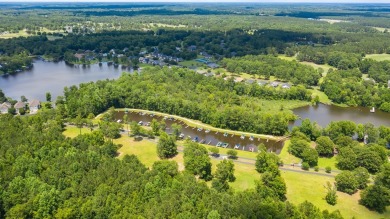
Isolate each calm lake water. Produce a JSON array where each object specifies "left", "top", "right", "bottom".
[
  {"left": 0, "top": 60, "right": 131, "bottom": 101},
  {"left": 1, "top": 60, "right": 389, "bottom": 130},
  {"left": 292, "top": 104, "right": 390, "bottom": 128}
]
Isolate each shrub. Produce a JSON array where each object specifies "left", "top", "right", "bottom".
[
  {"left": 325, "top": 166, "right": 332, "bottom": 173},
  {"left": 302, "top": 162, "right": 310, "bottom": 171}
]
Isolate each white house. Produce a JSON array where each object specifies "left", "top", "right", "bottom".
[
  {"left": 0, "top": 102, "right": 11, "bottom": 114},
  {"left": 28, "top": 99, "right": 41, "bottom": 114}
]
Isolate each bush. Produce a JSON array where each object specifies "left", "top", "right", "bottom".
[
  {"left": 302, "top": 162, "right": 310, "bottom": 171},
  {"left": 325, "top": 166, "right": 332, "bottom": 173},
  {"left": 227, "top": 150, "right": 238, "bottom": 159},
  {"left": 209, "top": 147, "right": 220, "bottom": 157},
  {"left": 314, "top": 166, "right": 319, "bottom": 172}
]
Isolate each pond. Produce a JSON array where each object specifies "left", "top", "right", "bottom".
[
  {"left": 292, "top": 103, "right": 390, "bottom": 128},
  {"left": 115, "top": 111, "right": 285, "bottom": 154},
  {"left": 0, "top": 60, "right": 133, "bottom": 101}
]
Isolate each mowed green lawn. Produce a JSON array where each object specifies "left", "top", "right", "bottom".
[
  {"left": 62, "top": 126, "right": 92, "bottom": 138},
  {"left": 365, "top": 54, "right": 390, "bottom": 61},
  {"left": 282, "top": 171, "right": 390, "bottom": 219}
]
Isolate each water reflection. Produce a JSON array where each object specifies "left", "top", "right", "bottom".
[{"left": 292, "top": 104, "right": 390, "bottom": 128}]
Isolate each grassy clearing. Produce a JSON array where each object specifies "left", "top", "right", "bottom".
[
  {"left": 116, "top": 136, "right": 159, "bottom": 167},
  {"left": 62, "top": 126, "right": 92, "bottom": 138},
  {"left": 318, "top": 156, "right": 338, "bottom": 170},
  {"left": 278, "top": 54, "right": 296, "bottom": 61},
  {"left": 278, "top": 140, "right": 301, "bottom": 164},
  {"left": 282, "top": 171, "right": 390, "bottom": 219},
  {"left": 309, "top": 89, "right": 332, "bottom": 105},
  {"left": 365, "top": 54, "right": 390, "bottom": 62},
  {"left": 0, "top": 30, "right": 31, "bottom": 39}
]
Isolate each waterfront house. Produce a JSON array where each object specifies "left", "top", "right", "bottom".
[
  {"left": 282, "top": 83, "right": 291, "bottom": 89},
  {"left": 28, "top": 99, "right": 41, "bottom": 114},
  {"left": 14, "top": 101, "right": 26, "bottom": 114},
  {"left": 207, "top": 63, "right": 219, "bottom": 69},
  {"left": 0, "top": 102, "right": 11, "bottom": 114},
  {"left": 270, "top": 81, "right": 280, "bottom": 87}
]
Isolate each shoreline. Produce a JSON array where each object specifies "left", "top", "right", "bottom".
[{"left": 97, "top": 108, "right": 287, "bottom": 141}]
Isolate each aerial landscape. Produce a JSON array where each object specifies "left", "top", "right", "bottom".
[{"left": 0, "top": 0, "right": 390, "bottom": 218}]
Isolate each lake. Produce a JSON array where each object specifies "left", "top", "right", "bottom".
[
  {"left": 0, "top": 60, "right": 131, "bottom": 101},
  {"left": 292, "top": 103, "right": 390, "bottom": 128},
  {"left": 1, "top": 60, "right": 389, "bottom": 129}
]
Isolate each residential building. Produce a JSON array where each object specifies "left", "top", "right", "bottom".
[{"left": 29, "top": 99, "right": 41, "bottom": 114}]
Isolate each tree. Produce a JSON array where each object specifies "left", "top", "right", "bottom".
[
  {"left": 336, "top": 147, "right": 357, "bottom": 170},
  {"left": 74, "top": 114, "right": 84, "bottom": 135},
  {"left": 209, "top": 147, "right": 219, "bottom": 157},
  {"left": 260, "top": 171, "right": 287, "bottom": 201},
  {"left": 207, "top": 210, "right": 221, "bottom": 219},
  {"left": 288, "top": 138, "right": 310, "bottom": 157},
  {"left": 0, "top": 89, "right": 6, "bottom": 103},
  {"left": 157, "top": 132, "right": 177, "bottom": 159},
  {"left": 45, "top": 92, "right": 51, "bottom": 102},
  {"left": 298, "top": 201, "right": 323, "bottom": 219},
  {"left": 315, "top": 136, "right": 334, "bottom": 157},
  {"left": 335, "top": 171, "right": 358, "bottom": 194},
  {"left": 151, "top": 119, "right": 160, "bottom": 135},
  {"left": 226, "top": 150, "right": 237, "bottom": 159},
  {"left": 212, "top": 160, "right": 235, "bottom": 192},
  {"left": 255, "top": 150, "right": 280, "bottom": 174},
  {"left": 301, "top": 148, "right": 318, "bottom": 167},
  {"left": 325, "top": 181, "right": 337, "bottom": 205},
  {"left": 183, "top": 142, "right": 212, "bottom": 180},
  {"left": 353, "top": 167, "right": 370, "bottom": 189},
  {"left": 171, "top": 123, "right": 182, "bottom": 140},
  {"left": 302, "top": 162, "right": 310, "bottom": 171},
  {"left": 130, "top": 121, "right": 141, "bottom": 136},
  {"left": 360, "top": 184, "right": 390, "bottom": 213},
  {"left": 152, "top": 160, "right": 179, "bottom": 177},
  {"left": 20, "top": 95, "right": 27, "bottom": 102}
]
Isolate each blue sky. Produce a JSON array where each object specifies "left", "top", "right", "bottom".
[{"left": 1, "top": 0, "right": 389, "bottom": 3}]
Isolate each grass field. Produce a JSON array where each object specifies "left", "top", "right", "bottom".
[
  {"left": 365, "top": 54, "right": 390, "bottom": 62},
  {"left": 62, "top": 126, "right": 92, "bottom": 138},
  {"left": 309, "top": 89, "right": 332, "bottom": 105},
  {"left": 0, "top": 30, "right": 31, "bottom": 39},
  {"left": 278, "top": 55, "right": 333, "bottom": 73},
  {"left": 282, "top": 171, "right": 390, "bottom": 219},
  {"left": 278, "top": 140, "right": 301, "bottom": 164}
]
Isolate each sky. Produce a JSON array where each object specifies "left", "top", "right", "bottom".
[{"left": 0, "top": 0, "right": 389, "bottom": 3}]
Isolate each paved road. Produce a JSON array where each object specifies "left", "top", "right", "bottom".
[{"left": 142, "top": 136, "right": 337, "bottom": 178}]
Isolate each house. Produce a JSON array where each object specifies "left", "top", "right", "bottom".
[
  {"left": 258, "top": 81, "right": 268, "bottom": 86},
  {"left": 205, "top": 72, "right": 215, "bottom": 77},
  {"left": 188, "top": 45, "right": 197, "bottom": 52},
  {"left": 14, "top": 101, "right": 26, "bottom": 114},
  {"left": 245, "top": 79, "right": 255, "bottom": 84},
  {"left": 282, "top": 83, "right": 291, "bottom": 89},
  {"left": 29, "top": 99, "right": 41, "bottom": 114},
  {"left": 0, "top": 102, "right": 11, "bottom": 114},
  {"left": 234, "top": 77, "right": 244, "bottom": 83},
  {"left": 207, "top": 63, "right": 219, "bottom": 69},
  {"left": 270, "top": 81, "right": 280, "bottom": 87},
  {"left": 388, "top": 80, "right": 390, "bottom": 89},
  {"left": 74, "top": 53, "right": 85, "bottom": 60}
]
